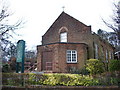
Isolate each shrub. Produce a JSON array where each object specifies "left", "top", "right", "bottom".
[
  {"left": 86, "top": 59, "right": 104, "bottom": 75},
  {"left": 2, "top": 73, "right": 99, "bottom": 86},
  {"left": 2, "top": 64, "right": 11, "bottom": 72},
  {"left": 67, "top": 67, "right": 89, "bottom": 75},
  {"left": 109, "top": 60, "right": 120, "bottom": 71},
  {"left": 41, "top": 74, "right": 98, "bottom": 86},
  {"left": 79, "top": 68, "right": 90, "bottom": 75},
  {"left": 67, "top": 67, "right": 81, "bottom": 74},
  {"left": 3, "top": 72, "right": 119, "bottom": 86}
]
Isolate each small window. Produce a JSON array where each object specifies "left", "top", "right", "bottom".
[
  {"left": 60, "top": 32, "right": 67, "bottom": 42},
  {"left": 66, "top": 50, "right": 77, "bottom": 63}
]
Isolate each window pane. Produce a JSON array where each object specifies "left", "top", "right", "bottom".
[
  {"left": 67, "top": 54, "right": 70, "bottom": 56},
  {"left": 67, "top": 50, "right": 71, "bottom": 54},
  {"left": 72, "top": 54, "right": 76, "bottom": 56},
  {"left": 60, "top": 32, "right": 67, "bottom": 42},
  {"left": 72, "top": 51, "right": 76, "bottom": 53},
  {"left": 67, "top": 56, "right": 71, "bottom": 61},
  {"left": 72, "top": 58, "right": 76, "bottom": 61}
]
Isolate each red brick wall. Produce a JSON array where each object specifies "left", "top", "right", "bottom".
[
  {"left": 37, "top": 43, "right": 88, "bottom": 73},
  {"left": 42, "top": 12, "right": 91, "bottom": 44},
  {"left": 37, "top": 12, "right": 114, "bottom": 73},
  {"left": 42, "top": 12, "right": 94, "bottom": 59}
]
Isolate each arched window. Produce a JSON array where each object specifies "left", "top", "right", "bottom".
[
  {"left": 60, "top": 32, "right": 67, "bottom": 42},
  {"left": 59, "top": 26, "right": 68, "bottom": 42}
]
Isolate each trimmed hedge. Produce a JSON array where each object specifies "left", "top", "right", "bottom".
[
  {"left": 33, "top": 74, "right": 98, "bottom": 86},
  {"left": 2, "top": 73, "right": 120, "bottom": 86},
  {"left": 2, "top": 73, "right": 98, "bottom": 86}
]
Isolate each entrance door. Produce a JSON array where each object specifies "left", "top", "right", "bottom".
[{"left": 42, "top": 51, "right": 53, "bottom": 71}]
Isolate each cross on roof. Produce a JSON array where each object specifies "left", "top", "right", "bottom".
[{"left": 62, "top": 6, "right": 65, "bottom": 11}]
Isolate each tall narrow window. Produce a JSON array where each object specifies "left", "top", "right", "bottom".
[
  {"left": 95, "top": 43, "right": 98, "bottom": 59},
  {"left": 109, "top": 51, "right": 112, "bottom": 59},
  {"left": 60, "top": 32, "right": 67, "bottom": 42},
  {"left": 67, "top": 50, "right": 77, "bottom": 63},
  {"left": 106, "top": 50, "right": 108, "bottom": 62}
]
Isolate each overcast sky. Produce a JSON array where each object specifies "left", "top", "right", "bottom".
[{"left": 8, "top": 0, "right": 117, "bottom": 50}]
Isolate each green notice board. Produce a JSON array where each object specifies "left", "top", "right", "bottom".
[{"left": 16, "top": 40, "right": 25, "bottom": 63}]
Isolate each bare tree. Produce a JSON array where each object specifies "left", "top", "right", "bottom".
[
  {"left": 102, "top": 1, "right": 120, "bottom": 51},
  {"left": 97, "top": 29, "right": 118, "bottom": 50},
  {"left": 0, "top": 0, "right": 25, "bottom": 60}
]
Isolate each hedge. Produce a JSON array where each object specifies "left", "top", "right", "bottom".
[{"left": 2, "top": 73, "right": 120, "bottom": 86}]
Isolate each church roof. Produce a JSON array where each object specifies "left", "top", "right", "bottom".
[
  {"left": 59, "top": 11, "right": 88, "bottom": 26},
  {"left": 43, "top": 11, "right": 90, "bottom": 36}
]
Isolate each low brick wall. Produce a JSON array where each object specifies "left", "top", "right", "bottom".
[{"left": 2, "top": 86, "right": 120, "bottom": 90}]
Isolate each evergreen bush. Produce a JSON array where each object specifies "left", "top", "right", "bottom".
[
  {"left": 86, "top": 59, "right": 104, "bottom": 75},
  {"left": 109, "top": 60, "right": 120, "bottom": 71}
]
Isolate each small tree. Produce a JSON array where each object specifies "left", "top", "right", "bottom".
[{"left": 86, "top": 59, "right": 105, "bottom": 75}]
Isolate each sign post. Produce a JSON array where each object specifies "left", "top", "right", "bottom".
[{"left": 16, "top": 40, "right": 25, "bottom": 73}]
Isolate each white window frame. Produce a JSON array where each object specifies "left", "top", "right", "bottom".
[
  {"left": 60, "top": 32, "right": 67, "bottom": 42},
  {"left": 66, "top": 50, "right": 77, "bottom": 63}
]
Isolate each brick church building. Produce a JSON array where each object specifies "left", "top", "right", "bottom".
[{"left": 37, "top": 12, "right": 114, "bottom": 73}]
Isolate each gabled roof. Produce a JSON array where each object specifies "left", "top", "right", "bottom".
[
  {"left": 43, "top": 11, "right": 90, "bottom": 36},
  {"left": 58, "top": 11, "right": 88, "bottom": 26}
]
